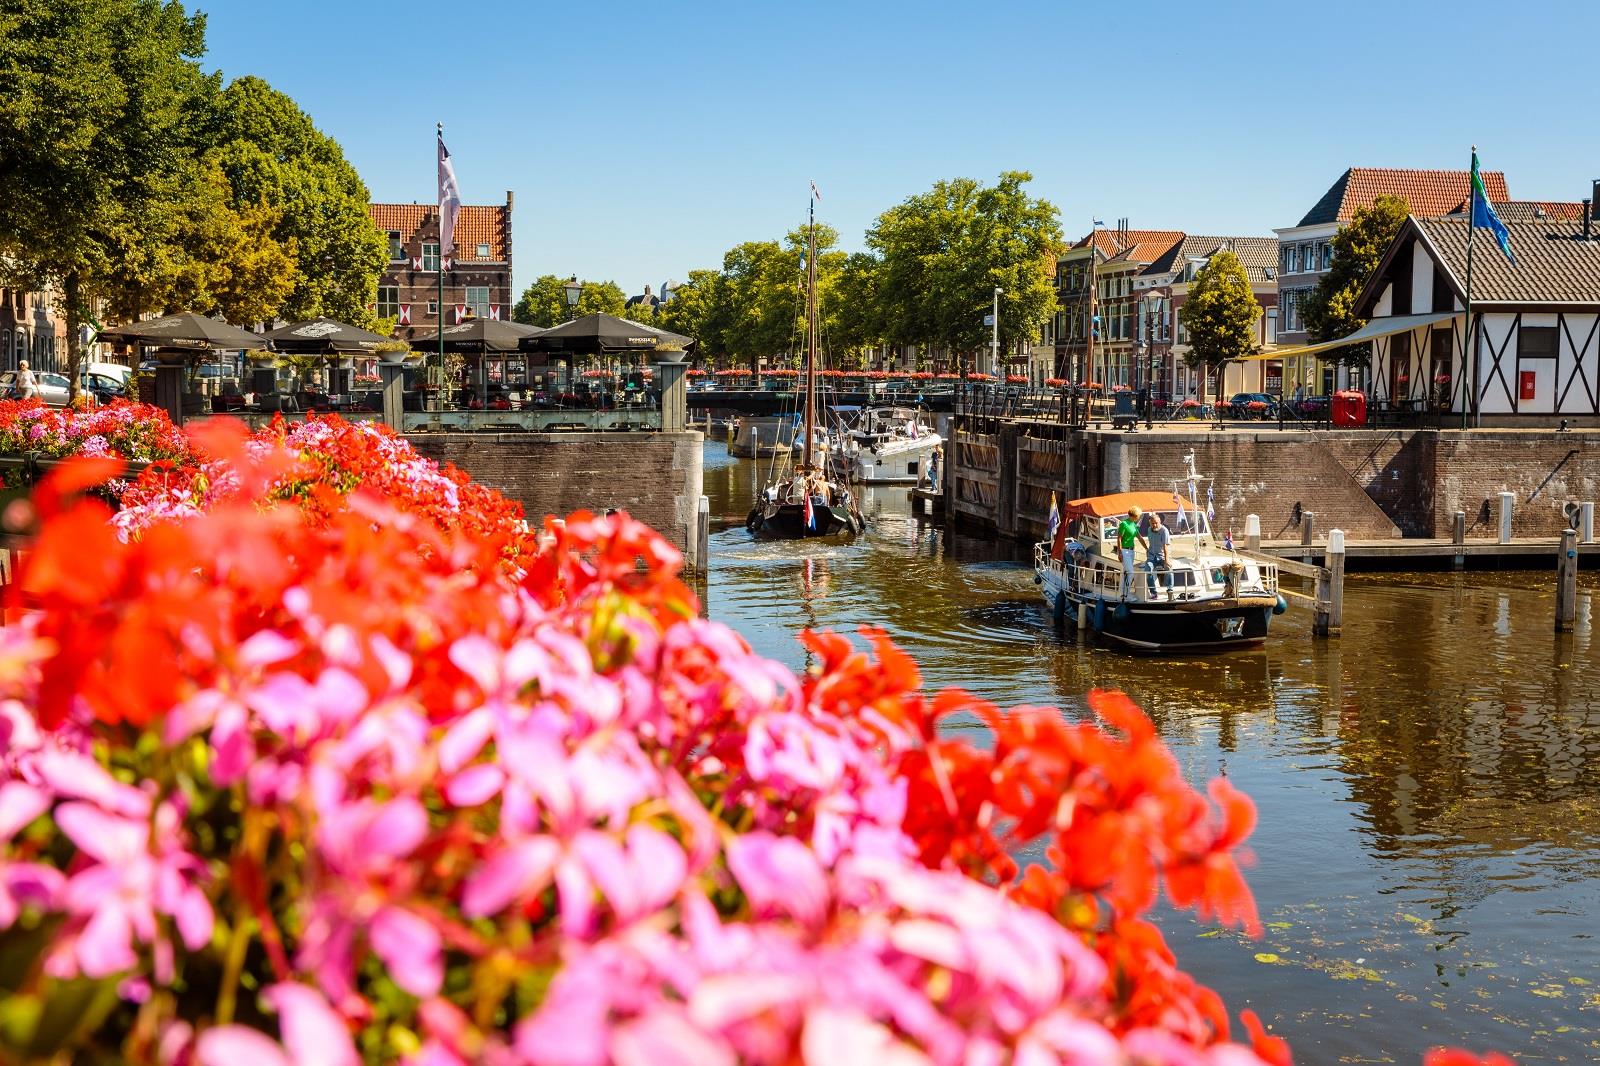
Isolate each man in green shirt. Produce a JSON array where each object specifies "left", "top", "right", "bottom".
[{"left": 1117, "top": 506, "right": 1149, "bottom": 600}]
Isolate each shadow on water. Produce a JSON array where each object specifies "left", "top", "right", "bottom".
[{"left": 702, "top": 442, "right": 1600, "bottom": 1064}]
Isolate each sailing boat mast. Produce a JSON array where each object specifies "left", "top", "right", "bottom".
[{"left": 802, "top": 194, "right": 818, "bottom": 471}]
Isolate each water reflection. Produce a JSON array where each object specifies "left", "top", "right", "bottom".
[{"left": 703, "top": 441, "right": 1600, "bottom": 1063}]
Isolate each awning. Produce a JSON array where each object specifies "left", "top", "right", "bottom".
[{"left": 1235, "top": 311, "right": 1462, "bottom": 361}]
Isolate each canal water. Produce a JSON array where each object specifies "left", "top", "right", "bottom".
[{"left": 703, "top": 441, "right": 1600, "bottom": 1065}]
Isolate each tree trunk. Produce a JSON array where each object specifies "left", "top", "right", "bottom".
[{"left": 64, "top": 272, "right": 82, "bottom": 405}]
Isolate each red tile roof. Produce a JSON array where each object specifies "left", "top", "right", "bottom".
[
  {"left": 368, "top": 203, "right": 510, "bottom": 263},
  {"left": 1298, "top": 168, "right": 1510, "bottom": 227},
  {"left": 1072, "top": 229, "right": 1185, "bottom": 265}
]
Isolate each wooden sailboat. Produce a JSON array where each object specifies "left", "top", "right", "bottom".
[{"left": 745, "top": 192, "right": 865, "bottom": 538}]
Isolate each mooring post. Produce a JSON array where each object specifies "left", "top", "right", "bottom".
[
  {"left": 1453, "top": 509, "right": 1466, "bottom": 570},
  {"left": 1313, "top": 567, "right": 1331, "bottom": 637},
  {"left": 1301, "top": 510, "right": 1315, "bottom": 564},
  {"left": 1245, "top": 513, "right": 1261, "bottom": 553},
  {"left": 1497, "top": 491, "right": 1515, "bottom": 544},
  {"left": 1557, "top": 528, "right": 1579, "bottom": 632},
  {"left": 1581, "top": 502, "right": 1595, "bottom": 545},
  {"left": 1326, "top": 528, "right": 1346, "bottom": 637},
  {"left": 696, "top": 495, "right": 710, "bottom": 577}
]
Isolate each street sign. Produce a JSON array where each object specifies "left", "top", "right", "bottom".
[{"left": 982, "top": 314, "right": 995, "bottom": 326}]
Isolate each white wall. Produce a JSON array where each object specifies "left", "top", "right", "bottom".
[{"left": 1410, "top": 241, "right": 1433, "bottom": 316}]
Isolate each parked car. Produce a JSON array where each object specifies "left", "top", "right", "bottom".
[
  {"left": 1227, "top": 392, "right": 1278, "bottom": 418},
  {"left": 1, "top": 370, "right": 72, "bottom": 406}
]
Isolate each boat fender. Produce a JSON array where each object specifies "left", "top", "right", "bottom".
[
  {"left": 1052, "top": 591, "right": 1066, "bottom": 625},
  {"left": 1272, "top": 593, "right": 1288, "bottom": 615},
  {"left": 1033, "top": 573, "right": 1043, "bottom": 585},
  {"left": 1091, "top": 598, "right": 1106, "bottom": 632},
  {"left": 1113, "top": 602, "right": 1130, "bottom": 621},
  {"left": 745, "top": 508, "right": 762, "bottom": 534}
]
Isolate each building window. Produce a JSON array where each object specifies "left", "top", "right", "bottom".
[
  {"left": 1266, "top": 308, "right": 1278, "bottom": 344},
  {"left": 465, "top": 286, "right": 490, "bottom": 319},
  {"left": 1518, "top": 325, "right": 1558, "bottom": 359},
  {"left": 426, "top": 301, "right": 439, "bottom": 317},
  {"left": 422, "top": 242, "right": 440, "bottom": 271},
  {"left": 377, "top": 285, "right": 400, "bottom": 318},
  {"left": 388, "top": 231, "right": 404, "bottom": 261},
  {"left": 1320, "top": 242, "right": 1333, "bottom": 270},
  {"left": 476, "top": 242, "right": 491, "bottom": 259},
  {"left": 1281, "top": 245, "right": 1294, "bottom": 274}
]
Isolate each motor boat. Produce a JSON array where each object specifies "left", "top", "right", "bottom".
[{"left": 836, "top": 405, "right": 941, "bottom": 484}]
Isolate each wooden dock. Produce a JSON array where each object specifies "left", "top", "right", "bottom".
[
  {"left": 910, "top": 486, "right": 944, "bottom": 518},
  {"left": 1257, "top": 536, "right": 1597, "bottom": 568}
]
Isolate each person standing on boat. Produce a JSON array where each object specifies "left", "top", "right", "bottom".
[
  {"left": 1117, "top": 506, "right": 1148, "bottom": 600},
  {"left": 1145, "top": 511, "right": 1174, "bottom": 599}
]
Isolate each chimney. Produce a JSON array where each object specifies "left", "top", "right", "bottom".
[{"left": 1585, "top": 198, "right": 1592, "bottom": 241}]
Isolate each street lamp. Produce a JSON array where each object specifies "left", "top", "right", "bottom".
[
  {"left": 991, "top": 287, "right": 1003, "bottom": 377},
  {"left": 563, "top": 276, "right": 583, "bottom": 321}
]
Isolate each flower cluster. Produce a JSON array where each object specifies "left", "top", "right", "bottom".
[
  {"left": 110, "top": 416, "right": 530, "bottom": 564},
  {"left": 0, "top": 400, "right": 192, "bottom": 479},
  {"left": 0, "top": 430, "right": 1306, "bottom": 1065}
]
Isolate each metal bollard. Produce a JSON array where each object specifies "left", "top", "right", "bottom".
[
  {"left": 1581, "top": 502, "right": 1595, "bottom": 545},
  {"left": 1498, "top": 491, "right": 1515, "bottom": 544},
  {"left": 1453, "top": 510, "right": 1466, "bottom": 570},
  {"left": 1245, "top": 513, "right": 1261, "bottom": 552}
]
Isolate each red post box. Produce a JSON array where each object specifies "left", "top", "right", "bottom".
[{"left": 1332, "top": 390, "right": 1367, "bottom": 427}]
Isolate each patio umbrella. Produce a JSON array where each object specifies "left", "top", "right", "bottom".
[
  {"left": 102, "top": 312, "right": 266, "bottom": 350},
  {"left": 264, "top": 317, "right": 393, "bottom": 354},
  {"left": 519, "top": 313, "right": 693, "bottom": 355},
  {"left": 413, "top": 319, "right": 543, "bottom": 353}
]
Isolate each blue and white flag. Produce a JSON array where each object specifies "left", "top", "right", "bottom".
[
  {"left": 1470, "top": 150, "right": 1514, "bottom": 266},
  {"left": 1047, "top": 492, "right": 1060, "bottom": 540},
  {"left": 1206, "top": 484, "right": 1216, "bottom": 525}
]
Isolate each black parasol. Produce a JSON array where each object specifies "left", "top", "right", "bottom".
[
  {"left": 264, "top": 318, "right": 394, "bottom": 354},
  {"left": 412, "top": 319, "right": 544, "bottom": 353},
  {"left": 519, "top": 313, "right": 694, "bottom": 355},
  {"left": 102, "top": 312, "right": 266, "bottom": 350}
]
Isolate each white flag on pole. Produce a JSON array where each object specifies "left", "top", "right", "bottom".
[{"left": 438, "top": 135, "right": 462, "bottom": 258}]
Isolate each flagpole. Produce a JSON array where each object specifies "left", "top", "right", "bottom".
[
  {"left": 1463, "top": 145, "right": 1477, "bottom": 431},
  {"left": 437, "top": 123, "right": 446, "bottom": 415}
]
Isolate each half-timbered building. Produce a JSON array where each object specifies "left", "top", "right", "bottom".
[{"left": 1350, "top": 211, "right": 1600, "bottom": 424}]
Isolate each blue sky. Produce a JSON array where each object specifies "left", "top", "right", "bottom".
[{"left": 200, "top": 0, "right": 1599, "bottom": 299}]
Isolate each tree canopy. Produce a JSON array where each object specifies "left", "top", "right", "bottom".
[
  {"left": 1178, "top": 251, "right": 1261, "bottom": 400},
  {"left": 511, "top": 276, "right": 627, "bottom": 327},
  {"left": 0, "top": 1, "right": 386, "bottom": 394},
  {"left": 1302, "top": 194, "right": 1410, "bottom": 367},
  {"left": 866, "top": 172, "right": 1062, "bottom": 363}
]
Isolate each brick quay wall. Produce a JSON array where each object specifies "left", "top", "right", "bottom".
[
  {"left": 406, "top": 431, "right": 705, "bottom": 568},
  {"left": 946, "top": 423, "right": 1600, "bottom": 543}
]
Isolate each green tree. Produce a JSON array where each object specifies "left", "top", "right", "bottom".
[
  {"left": 1177, "top": 251, "right": 1261, "bottom": 403},
  {"left": 95, "top": 160, "right": 296, "bottom": 326},
  {"left": 205, "top": 76, "right": 387, "bottom": 325},
  {"left": 657, "top": 268, "right": 730, "bottom": 361},
  {"left": 866, "top": 171, "right": 1062, "bottom": 366},
  {"left": 0, "top": 0, "right": 214, "bottom": 393},
  {"left": 512, "top": 276, "right": 626, "bottom": 327},
  {"left": 1301, "top": 194, "right": 1410, "bottom": 367},
  {"left": 822, "top": 251, "right": 885, "bottom": 368}
]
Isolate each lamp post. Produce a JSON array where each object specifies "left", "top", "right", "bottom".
[
  {"left": 563, "top": 276, "right": 583, "bottom": 322},
  {"left": 991, "top": 287, "right": 1003, "bottom": 378},
  {"left": 562, "top": 277, "right": 583, "bottom": 394}
]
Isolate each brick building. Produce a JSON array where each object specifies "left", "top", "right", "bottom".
[
  {"left": 368, "top": 193, "right": 514, "bottom": 343},
  {"left": 1, "top": 277, "right": 68, "bottom": 373}
]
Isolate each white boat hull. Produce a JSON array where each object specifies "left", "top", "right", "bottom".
[{"left": 848, "top": 433, "right": 941, "bottom": 484}]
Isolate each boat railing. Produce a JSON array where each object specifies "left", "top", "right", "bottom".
[{"left": 1035, "top": 543, "right": 1279, "bottom": 602}]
